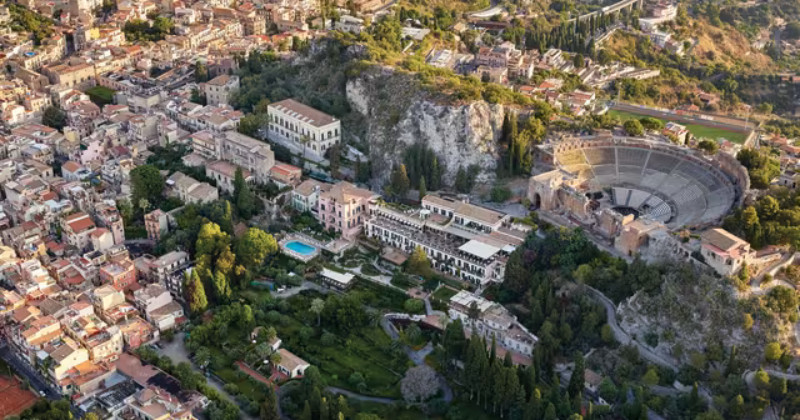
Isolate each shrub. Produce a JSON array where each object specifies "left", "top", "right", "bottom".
[{"left": 404, "top": 298, "right": 425, "bottom": 314}]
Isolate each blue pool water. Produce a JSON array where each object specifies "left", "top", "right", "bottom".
[{"left": 286, "top": 241, "right": 316, "bottom": 255}]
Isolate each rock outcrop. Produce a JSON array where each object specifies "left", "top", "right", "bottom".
[{"left": 346, "top": 71, "right": 508, "bottom": 186}]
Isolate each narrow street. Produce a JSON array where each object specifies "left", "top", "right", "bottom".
[{"left": 155, "top": 334, "right": 256, "bottom": 420}]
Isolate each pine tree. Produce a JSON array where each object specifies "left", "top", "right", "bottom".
[
  {"left": 213, "top": 270, "right": 231, "bottom": 302},
  {"left": 430, "top": 157, "right": 441, "bottom": 191},
  {"left": 567, "top": 353, "right": 585, "bottom": 399},
  {"left": 490, "top": 335, "right": 497, "bottom": 364},
  {"left": 389, "top": 164, "right": 410, "bottom": 200},
  {"left": 259, "top": 389, "right": 279, "bottom": 420},
  {"left": 234, "top": 167, "right": 256, "bottom": 219},
  {"left": 320, "top": 397, "right": 330, "bottom": 420},
  {"left": 418, "top": 176, "right": 427, "bottom": 200},
  {"left": 455, "top": 166, "right": 468, "bottom": 193},
  {"left": 300, "top": 401, "right": 312, "bottom": 420},
  {"left": 184, "top": 270, "right": 208, "bottom": 314}
]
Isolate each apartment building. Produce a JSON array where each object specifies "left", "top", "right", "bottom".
[
  {"left": 267, "top": 99, "right": 341, "bottom": 156},
  {"left": 215, "top": 130, "right": 275, "bottom": 183},
  {"left": 204, "top": 74, "right": 239, "bottom": 106},
  {"left": 291, "top": 179, "right": 331, "bottom": 213},
  {"left": 449, "top": 290, "right": 537, "bottom": 360},
  {"left": 166, "top": 171, "right": 219, "bottom": 204},
  {"left": 144, "top": 209, "right": 168, "bottom": 241},
  {"left": 133, "top": 283, "right": 184, "bottom": 331},
  {"left": 317, "top": 181, "right": 378, "bottom": 239},
  {"left": 61, "top": 212, "right": 97, "bottom": 252}
]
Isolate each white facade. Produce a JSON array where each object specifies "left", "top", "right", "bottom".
[{"left": 267, "top": 99, "right": 341, "bottom": 157}]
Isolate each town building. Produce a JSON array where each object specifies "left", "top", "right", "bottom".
[
  {"left": 204, "top": 74, "right": 239, "bottom": 106},
  {"left": 700, "top": 228, "right": 754, "bottom": 276},
  {"left": 448, "top": 290, "right": 537, "bottom": 361},
  {"left": 268, "top": 99, "right": 341, "bottom": 157},
  {"left": 317, "top": 181, "right": 378, "bottom": 239}
]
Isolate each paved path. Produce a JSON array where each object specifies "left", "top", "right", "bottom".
[
  {"left": 380, "top": 316, "right": 454, "bottom": 402},
  {"left": 272, "top": 281, "right": 327, "bottom": 298},
  {"left": 327, "top": 387, "right": 396, "bottom": 403}
]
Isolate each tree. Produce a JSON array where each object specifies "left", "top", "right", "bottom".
[
  {"left": 642, "top": 367, "right": 659, "bottom": 386},
  {"left": 42, "top": 106, "right": 66, "bottom": 130},
  {"left": 764, "top": 342, "right": 782, "bottom": 362},
  {"left": 573, "top": 53, "right": 584, "bottom": 68},
  {"left": 418, "top": 176, "right": 427, "bottom": 200},
  {"left": 310, "top": 298, "right": 325, "bottom": 326},
  {"left": 184, "top": 270, "right": 208, "bottom": 314},
  {"left": 743, "top": 313, "right": 754, "bottom": 330},
  {"left": 389, "top": 164, "right": 411, "bottom": 199},
  {"left": 785, "top": 22, "right": 800, "bottom": 40},
  {"left": 259, "top": 389, "right": 280, "bottom": 420},
  {"left": 407, "top": 246, "right": 432, "bottom": 277},
  {"left": 455, "top": 166, "right": 469, "bottom": 193},
  {"left": 213, "top": 270, "right": 231, "bottom": 302},
  {"left": 404, "top": 298, "right": 425, "bottom": 314},
  {"left": 567, "top": 353, "right": 584, "bottom": 398},
  {"left": 697, "top": 139, "right": 719, "bottom": 155},
  {"left": 194, "top": 61, "right": 209, "bottom": 83},
  {"left": 233, "top": 167, "right": 256, "bottom": 219},
  {"left": 400, "top": 365, "right": 439, "bottom": 402},
  {"left": 130, "top": 165, "right": 164, "bottom": 207},
  {"left": 329, "top": 144, "right": 341, "bottom": 179},
  {"left": 623, "top": 119, "right": 644, "bottom": 136},
  {"left": 638, "top": 117, "right": 664, "bottom": 131},
  {"left": 236, "top": 228, "right": 277, "bottom": 268}
]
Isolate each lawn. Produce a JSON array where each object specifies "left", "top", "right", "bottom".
[
  {"left": 607, "top": 110, "right": 749, "bottom": 144},
  {"left": 432, "top": 286, "right": 459, "bottom": 302},
  {"left": 86, "top": 85, "right": 116, "bottom": 105}
]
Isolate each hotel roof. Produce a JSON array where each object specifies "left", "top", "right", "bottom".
[
  {"left": 458, "top": 239, "right": 501, "bottom": 260},
  {"left": 269, "top": 98, "right": 338, "bottom": 127}
]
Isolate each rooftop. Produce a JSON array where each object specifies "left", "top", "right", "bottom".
[{"left": 269, "top": 99, "right": 338, "bottom": 128}]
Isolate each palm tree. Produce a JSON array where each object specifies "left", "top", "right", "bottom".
[
  {"left": 310, "top": 298, "right": 324, "bottom": 326},
  {"left": 138, "top": 198, "right": 151, "bottom": 213}
]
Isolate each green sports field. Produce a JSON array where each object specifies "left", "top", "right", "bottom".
[{"left": 608, "top": 110, "right": 749, "bottom": 144}]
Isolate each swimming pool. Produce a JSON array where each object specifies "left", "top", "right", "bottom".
[{"left": 285, "top": 241, "right": 316, "bottom": 256}]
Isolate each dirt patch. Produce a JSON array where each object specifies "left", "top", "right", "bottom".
[{"left": 0, "top": 376, "right": 38, "bottom": 418}]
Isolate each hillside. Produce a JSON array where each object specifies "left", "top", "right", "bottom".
[{"left": 233, "top": 41, "right": 534, "bottom": 187}]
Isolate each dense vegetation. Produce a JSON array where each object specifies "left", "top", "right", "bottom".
[
  {"left": 724, "top": 187, "right": 800, "bottom": 249},
  {"left": 123, "top": 16, "right": 174, "bottom": 42},
  {"left": 736, "top": 148, "right": 781, "bottom": 189},
  {"left": 8, "top": 4, "right": 53, "bottom": 44}
]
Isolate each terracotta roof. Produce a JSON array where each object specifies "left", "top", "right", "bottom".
[
  {"left": 277, "top": 348, "right": 309, "bottom": 372},
  {"left": 701, "top": 228, "right": 747, "bottom": 252},
  {"left": 62, "top": 160, "right": 81, "bottom": 173},
  {"left": 269, "top": 99, "right": 338, "bottom": 127}
]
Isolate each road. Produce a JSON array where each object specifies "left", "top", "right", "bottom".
[
  {"left": 585, "top": 286, "right": 679, "bottom": 371},
  {"left": 0, "top": 343, "right": 61, "bottom": 401},
  {"left": 155, "top": 334, "right": 256, "bottom": 420}
]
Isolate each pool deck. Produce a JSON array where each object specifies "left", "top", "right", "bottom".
[
  {"left": 279, "top": 234, "right": 321, "bottom": 262},
  {"left": 279, "top": 233, "right": 356, "bottom": 262}
]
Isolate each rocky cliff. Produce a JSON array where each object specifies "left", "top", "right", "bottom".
[{"left": 346, "top": 70, "right": 509, "bottom": 186}]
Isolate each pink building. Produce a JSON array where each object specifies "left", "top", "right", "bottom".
[{"left": 317, "top": 182, "right": 378, "bottom": 239}]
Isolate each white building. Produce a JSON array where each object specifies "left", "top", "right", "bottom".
[
  {"left": 267, "top": 99, "right": 341, "bottom": 157},
  {"left": 364, "top": 195, "right": 528, "bottom": 286},
  {"left": 448, "top": 290, "right": 537, "bottom": 359},
  {"left": 215, "top": 131, "right": 275, "bottom": 184},
  {"left": 291, "top": 179, "right": 331, "bottom": 213},
  {"left": 700, "top": 228, "right": 754, "bottom": 276}
]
